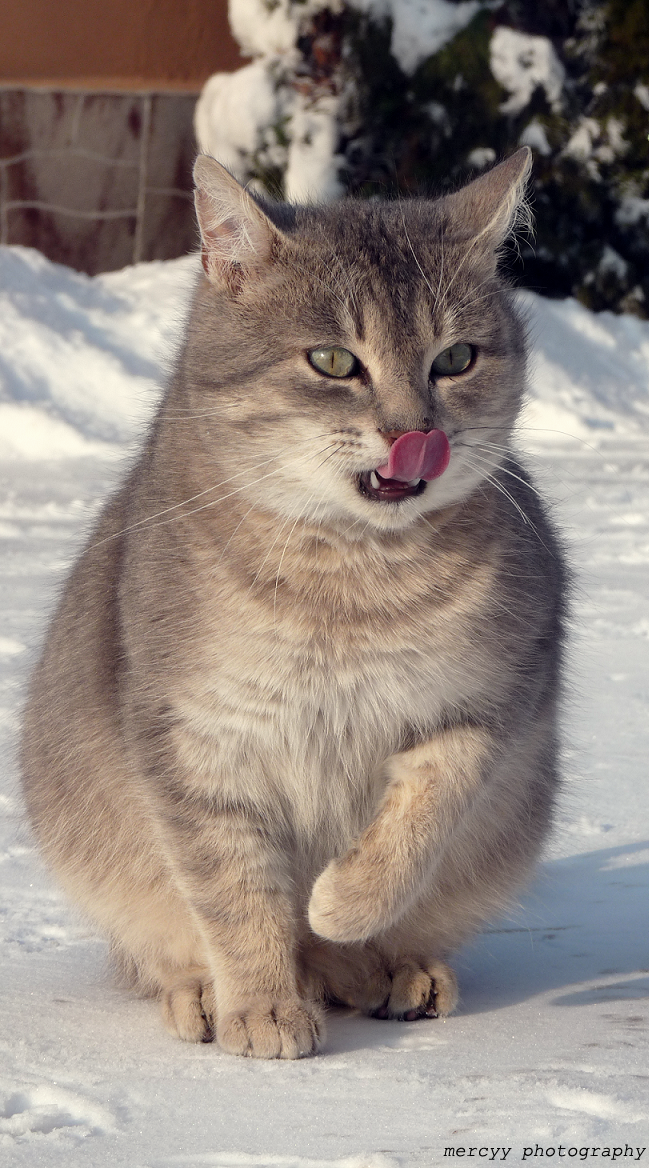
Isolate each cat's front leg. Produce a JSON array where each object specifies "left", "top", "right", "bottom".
[
  {"left": 157, "top": 787, "right": 324, "bottom": 1058},
  {"left": 308, "top": 724, "right": 495, "bottom": 944}
]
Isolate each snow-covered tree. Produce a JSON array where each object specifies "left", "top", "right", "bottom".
[{"left": 195, "top": 0, "right": 649, "bottom": 316}]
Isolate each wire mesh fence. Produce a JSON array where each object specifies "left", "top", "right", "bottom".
[{"left": 0, "top": 86, "right": 198, "bottom": 274}]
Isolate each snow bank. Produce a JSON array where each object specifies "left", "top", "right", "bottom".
[
  {"left": 1, "top": 246, "right": 647, "bottom": 464},
  {"left": 0, "top": 248, "right": 198, "bottom": 460},
  {"left": 521, "top": 291, "right": 649, "bottom": 443}
]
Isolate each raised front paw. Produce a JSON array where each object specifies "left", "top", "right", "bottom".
[
  {"left": 308, "top": 856, "right": 390, "bottom": 943},
  {"left": 217, "top": 995, "right": 324, "bottom": 1060}
]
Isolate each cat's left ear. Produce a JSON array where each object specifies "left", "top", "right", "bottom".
[
  {"left": 440, "top": 147, "right": 533, "bottom": 252},
  {"left": 193, "top": 155, "right": 284, "bottom": 290}
]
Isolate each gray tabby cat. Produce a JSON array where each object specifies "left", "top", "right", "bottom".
[{"left": 21, "top": 146, "right": 566, "bottom": 1059}]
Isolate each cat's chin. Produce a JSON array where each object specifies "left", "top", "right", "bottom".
[{"left": 357, "top": 470, "right": 427, "bottom": 504}]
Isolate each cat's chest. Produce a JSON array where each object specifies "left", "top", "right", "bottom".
[
  {"left": 185, "top": 564, "right": 490, "bottom": 746},
  {"left": 166, "top": 555, "right": 496, "bottom": 854}
]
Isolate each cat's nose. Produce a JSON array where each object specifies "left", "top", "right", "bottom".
[{"left": 381, "top": 426, "right": 434, "bottom": 446}]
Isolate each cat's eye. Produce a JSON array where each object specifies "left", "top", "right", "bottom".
[
  {"left": 308, "top": 347, "right": 359, "bottom": 379},
  {"left": 431, "top": 343, "right": 475, "bottom": 378}
]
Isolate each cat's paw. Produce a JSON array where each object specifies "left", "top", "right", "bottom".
[
  {"left": 217, "top": 995, "right": 324, "bottom": 1059},
  {"left": 308, "top": 857, "right": 388, "bottom": 943},
  {"left": 372, "top": 958, "right": 458, "bottom": 1020},
  {"left": 161, "top": 977, "right": 215, "bottom": 1043}
]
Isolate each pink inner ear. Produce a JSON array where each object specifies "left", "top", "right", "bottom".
[{"left": 377, "top": 430, "right": 451, "bottom": 482}]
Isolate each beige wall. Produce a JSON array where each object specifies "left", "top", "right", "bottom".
[{"left": 0, "top": 0, "right": 244, "bottom": 87}]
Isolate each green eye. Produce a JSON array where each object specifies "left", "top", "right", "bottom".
[
  {"left": 431, "top": 343, "right": 474, "bottom": 377},
  {"left": 308, "top": 347, "right": 358, "bottom": 379}
]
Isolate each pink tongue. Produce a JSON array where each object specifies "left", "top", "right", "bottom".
[{"left": 377, "top": 429, "right": 450, "bottom": 482}]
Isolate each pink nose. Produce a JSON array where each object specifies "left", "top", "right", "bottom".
[{"left": 377, "top": 429, "right": 450, "bottom": 482}]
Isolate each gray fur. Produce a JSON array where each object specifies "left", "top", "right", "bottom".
[{"left": 21, "top": 148, "right": 567, "bottom": 1058}]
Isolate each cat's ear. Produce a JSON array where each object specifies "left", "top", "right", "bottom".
[
  {"left": 440, "top": 147, "right": 533, "bottom": 251},
  {"left": 193, "top": 155, "right": 283, "bottom": 289}
]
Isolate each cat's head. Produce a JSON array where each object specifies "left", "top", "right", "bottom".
[{"left": 187, "top": 148, "right": 532, "bottom": 535}]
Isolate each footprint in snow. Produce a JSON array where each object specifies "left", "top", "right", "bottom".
[{"left": 0, "top": 1084, "right": 113, "bottom": 1142}]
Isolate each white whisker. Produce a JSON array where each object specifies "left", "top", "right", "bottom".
[
  {"left": 456, "top": 444, "right": 546, "bottom": 502},
  {"left": 90, "top": 437, "right": 336, "bottom": 549},
  {"left": 399, "top": 201, "right": 437, "bottom": 304}
]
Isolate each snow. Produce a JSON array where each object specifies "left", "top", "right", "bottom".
[
  {"left": 489, "top": 27, "right": 565, "bottom": 116},
  {"left": 194, "top": 55, "right": 344, "bottom": 203},
  {"left": 634, "top": 83, "right": 649, "bottom": 113},
  {"left": 228, "top": 0, "right": 344, "bottom": 59},
  {"left": 195, "top": 0, "right": 346, "bottom": 202},
  {"left": 195, "top": 68, "right": 345, "bottom": 202},
  {"left": 1, "top": 244, "right": 649, "bottom": 1162},
  {"left": 350, "top": 0, "right": 482, "bottom": 75},
  {"left": 518, "top": 120, "right": 552, "bottom": 157},
  {"left": 284, "top": 94, "right": 345, "bottom": 202},
  {"left": 194, "top": 60, "right": 287, "bottom": 191},
  {"left": 195, "top": 0, "right": 484, "bottom": 204},
  {"left": 467, "top": 147, "right": 497, "bottom": 170},
  {"left": 616, "top": 197, "right": 649, "bottom": 229}
]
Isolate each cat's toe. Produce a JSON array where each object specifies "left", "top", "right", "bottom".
[
  {"left": 377, "top": 958, "right": 458, "bottom": 1020},
  {"left": 425, "top": 959, "right": 458, "bottom": 1017},
  {"left": 161, "top": 978, "right": 214, "bottom": 1043},
  {"left": 385, "top": 960, "right": 435, "bottom": 1017},
  {"left": 217, "top": 996, "right": 325, "bottom": 1059}
]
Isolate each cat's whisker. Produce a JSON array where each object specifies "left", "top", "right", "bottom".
[
  {"left": 434, "top": 223, "right": 445, "bottom": 313},
  {"left": 399, "top": 201, "right": 437, "bottom": 304},
  {"left": 461, "top": 457, "right": 533, "bottom": 530},
  {"left": 439, "top": 236, "right": 482, "bottom": 312},
  {"left": 455, "top": 444, "right": 547, "bottom": 502},
  {"left": 463, "top": 457, "right": 556, "bottom": 557},
  {"left": 272, "top": 493, "right": 324, "bottom": 630},
  {"left": 337, "top": 255, "right": 362, "bottom": 323},
  {"left": 453, "top": 284, "right": 512, "bottom": 314},
  {"left": 418, "top": 513, "right": 441, "bottom": 538},
  {"left": 90, "top": 438, "right": 337, "bottom": 548},
  {"left": 315, "top": 258, "right": 352, "bottom": 316},
  {"left": 461, "top": 423, "right": 610, "bottom": 460},
  {"left": 174, "top": 443, "right": 338, "bottom": 523},
  {"left": 288, "top": 252, "right": 353, "bottom": 319},
  {"left": 248, "top": 509, "right": 298, "bottom": 592},
  {"left": 214, "top": 498, "right": 262, "bottom": 566},
  {"left": 247, "top": 444, "right": 351, "bottom": 592},
  {"left": 327, "top": 251, "right": 362, "bottom": 323}
]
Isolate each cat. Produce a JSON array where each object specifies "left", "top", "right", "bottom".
[{"left": 21, "top": 145, "right": 567, "bottom": 1060}]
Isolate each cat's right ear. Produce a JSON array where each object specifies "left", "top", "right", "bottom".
[
  {"left": 439, "top": 147, "right": 533, "bottom": 253},
  {"left": 193, "top": 155, "right": 282, "bottom": 290}
]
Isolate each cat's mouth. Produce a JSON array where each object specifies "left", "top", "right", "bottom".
[
  {"left": 358, "top": 470, "right": 426, "bottom": 503},
  {"left": 358, "top": 429, "right": 450, "bottom": 503}
]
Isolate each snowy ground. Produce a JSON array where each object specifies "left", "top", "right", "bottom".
[{"left": 0, "top": 246, "right": 648, "bottom": 1165}]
